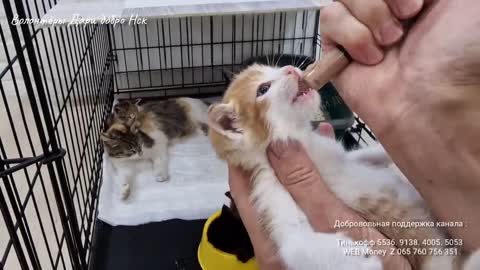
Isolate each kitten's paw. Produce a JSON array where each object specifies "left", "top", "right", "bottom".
[
  {"left": 121, "top": 183, "right": 131, "bottom": 200},
  {"left": 279, "top": 232, "right": 382, "bottom": 270},
  {"left": 155, "top": 172, "right": 170, "bottom": 182}
]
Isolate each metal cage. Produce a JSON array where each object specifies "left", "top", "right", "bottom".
[
  {"left": 111, "top": 11, "right": 321, "bottom": 98},
  {"left": 1, "top": 0, "right": 113, "bottom": 268},
  {"left": 0, "top": 0, "right": 375, "bottom": 269}
]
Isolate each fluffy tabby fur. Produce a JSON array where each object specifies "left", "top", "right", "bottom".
[
  {"left": 101, "top": 97, "right": 209, "bottom": 200},
  {"left": 207, "top": 64, "right": 480, "bottom": 270}
]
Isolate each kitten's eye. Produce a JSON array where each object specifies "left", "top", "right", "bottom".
[{"left": 257, "top": 82, "right": 271, "bottom": 97}]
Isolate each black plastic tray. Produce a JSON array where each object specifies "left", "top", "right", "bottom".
[{"left": 89, "top": 220, "right": 205, "bottom": 270}]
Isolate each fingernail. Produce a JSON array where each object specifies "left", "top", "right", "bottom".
[
  {"left": 377, "top": 20, "right": 403, "bottom": 45},
  {"left": 365, "top": 46, "right": 383, "bottom": 64},
  {"left": 397, "top": 0, "right": 421, "bottom": 18},
  {"left": 269, "top": 139, "right": 300, "bottom": 159}
]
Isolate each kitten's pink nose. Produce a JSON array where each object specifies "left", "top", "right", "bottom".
[{"left": 285, "top": 66, "right": 301, "bottom": 81}]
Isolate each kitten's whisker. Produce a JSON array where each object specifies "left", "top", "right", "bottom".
[
  {"left": 298, "top": 57, "right": 308, "bottom": 69},
  {"left": 295, "top": 54, "right": 304, "bottom": 68},
  {"left": 264, "top": 47, "right": 270, "bottom": 66},
  {"left": 297, "top": 56, "right": 304, "bottom": 68},
  {"left": 296, "top": 53, "right": 302, "bottom": 67},
  {"left": 275, "top": 53, "right": 284, "bottom": 67}
]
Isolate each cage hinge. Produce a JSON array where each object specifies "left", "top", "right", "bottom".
[
  {"left": 0, "top": 149, "right": 66, "bottom": 178},
  {"left": 108, "top": 52, "right": 118, "bottom": 63}
]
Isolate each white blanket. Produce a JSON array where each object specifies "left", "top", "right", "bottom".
[{"left": 98, "top": 134, "right": 229, "bottom": 226}]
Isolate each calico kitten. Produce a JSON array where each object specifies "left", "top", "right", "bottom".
[
  {"left": 101, "top": 97, "right": 209, "bottom": 200},
  {"left": 207, "top": 64, "right": 480, "bottom": 270}
]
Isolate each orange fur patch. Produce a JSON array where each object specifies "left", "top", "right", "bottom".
[
  {"left": 176, "top": 98, "right": 192, "bottom": 114},
  {"left": 107, "top": 123, "right": 128, "bottom": 133},
  {"left": 209, "top": 65, "right": 271, "bottom": 161},
  {"left": 135, "top": 111, "right": 157, "bottom": 134}
]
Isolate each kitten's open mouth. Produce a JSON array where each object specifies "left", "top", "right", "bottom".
[{"left": 292, "top": 80, "right": 313, "bottom": 103}]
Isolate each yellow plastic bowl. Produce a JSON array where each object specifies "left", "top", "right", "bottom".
[{"left": 197, "top": 210, "right": 259, "bottom": 270}]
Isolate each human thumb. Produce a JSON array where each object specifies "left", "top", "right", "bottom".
[
  {"left": 267, "top": 138, "right": 414, "bottom": 270},
  {"left": 267, "top": 122, "right": 334, "bottom": 187},
  {"left": 267, "top": 139, "right": 340, "bottom": 232},
  {"left": 267, "top": 140, "right": 321, "bottom": 187}
]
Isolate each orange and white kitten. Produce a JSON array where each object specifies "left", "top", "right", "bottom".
[{"left": 207, "top": 64, "right": 480, "bottom": 270}]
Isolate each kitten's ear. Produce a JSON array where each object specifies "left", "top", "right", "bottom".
[
  {"left": 113, "top": 103, "right": 123, "bottom": 115},
  {"left": 222, "top": 69, "right": 233, "bottom": 84},
  {"left": 207, "top": 103, "right": 243, "bottom": 142},
  {"left": 127, "top": 99, "right": 141, "bottom": 116}
]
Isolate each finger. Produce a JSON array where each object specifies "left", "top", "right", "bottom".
[
  {"left": 267, "top": 140, "right": 375, "bottom": 233},
  {"left": 320, "top": 2, "right": 383, "bottom": 65},
  {"left": 385, "top": 0, "right": 424, "bottom": 19},
  {"left": 339, "top": 0, "right": 403, "bottom": 45},
  {"left": 267, "top": 140, "right": 342, "bottom": 231},
  {"left": 316, "top": 122, "right": 335, "bottom": 138},
  {"left": 228, "top": 165, "right": 267, "bottom": 246},
  {"left": 266, "top": 145, "right": 413, "bottom": 269},
  {"left": 228, "top": 165, "right": 284, "bottom": 269},
  {"left": 228, "top": 164, "right": 251, "bottom": 200}
]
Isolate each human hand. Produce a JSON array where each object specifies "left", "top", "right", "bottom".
[
  {"left": 321, "top": 0, "right": 480, "bottom": 132},
  {"left": 320, "top": 0, "right": 480, "bottom": 250},
  {"left": 228, "top": 123, "right": 411, "bottom": 270}
]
